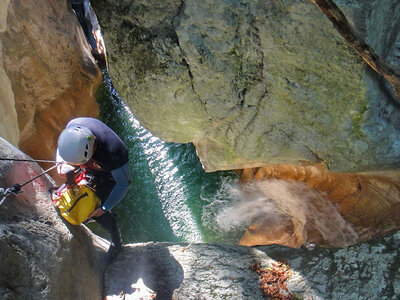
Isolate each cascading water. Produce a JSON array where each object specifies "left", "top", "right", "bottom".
[
  {"left": 212, "top": 180, "right": 358, "bottom": 247},
  {"left": 93, "top": 71, "right": 358, "bottom": 247}
]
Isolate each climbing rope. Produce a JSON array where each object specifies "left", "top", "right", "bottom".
[
  {"left": 0, "top": 164, "right": 58, "bottom": 207},
  {"left": 0, "top": 157, "right": 58, "bottom": 164}
]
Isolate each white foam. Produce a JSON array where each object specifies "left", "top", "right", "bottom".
[{"left": 204, "top": 179, "right": 358, "bottom": 247}]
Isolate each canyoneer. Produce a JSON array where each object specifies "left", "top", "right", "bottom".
[{"left": 53, "top": 117, "right": 131, "bottom": 259}]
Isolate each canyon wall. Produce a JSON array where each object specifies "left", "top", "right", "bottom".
[
  {"left": 0, "top": 0, "right": 102, "bottom": 161},
  {"left": 92, "top": 0, "right": 400, "bottom": 173},
  {"left": 0, "top": 138, "right": 106, "bottom": 300}
]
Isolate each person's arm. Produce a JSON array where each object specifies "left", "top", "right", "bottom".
[{"left": 101, "top": 162, "right": 131, "bottom": 211}]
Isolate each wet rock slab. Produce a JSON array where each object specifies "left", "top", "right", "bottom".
[{"left": 105, "top": 232, "right": 400, "bottom": 299}]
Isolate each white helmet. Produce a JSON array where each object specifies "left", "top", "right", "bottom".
[{"left": 57, "top": 125, "right": 95, "bottom": 164}]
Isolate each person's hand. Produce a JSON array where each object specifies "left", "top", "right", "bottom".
[
  {"left": 57, "top": 163, "right": 76, "bottom": 177},
  {"left": 88, "top": 207, "right": 105, "bottom": 219}
]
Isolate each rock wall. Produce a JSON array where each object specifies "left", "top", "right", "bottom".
[
  {"left": 92, "top": 0, "right": 400, "bottom": 173},
  {"left": 0, "top": 0, "right": 18, "bottom": 146},
  {"left": 0, "top": 138, "right": 107, "bottom": 300},
  {"left": 0, "top": 0, "right": 102, "bottom": 160},
  {"left": 104, "top": 234, "right": 400, "bottom": 299}
]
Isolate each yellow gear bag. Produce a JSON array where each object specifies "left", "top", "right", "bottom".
[{"left": 53, "top": 184, "right": 101, "bottom": 225}]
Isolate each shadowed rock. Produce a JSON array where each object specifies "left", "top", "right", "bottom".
[{"left": 0, "top": 138, "right": 107, "bottom": 300}]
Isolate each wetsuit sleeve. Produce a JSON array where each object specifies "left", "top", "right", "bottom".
[{"left": 101, "top": 162, "right": 131, "bottom": 211}]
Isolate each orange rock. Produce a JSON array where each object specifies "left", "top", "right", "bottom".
[
  {"left": 0, "top": 0, "right": 102, "bottom": 167},
  {"left": 240, "top": 215, "right": 305, "bottom": 248},
  {"left": 238, "top": 164, "right": 400, "bottom": 247}
]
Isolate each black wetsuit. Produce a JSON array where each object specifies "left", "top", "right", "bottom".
[{"left": 67, "top": 117, "right": 130, "bottom": 248}]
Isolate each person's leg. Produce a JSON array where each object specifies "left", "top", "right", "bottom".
[
  {"left": 93, "top": 173, "right": 122, "bottom": 254},
  {"left": 93, "top": 211, "right": 122, "bottom": 249}
]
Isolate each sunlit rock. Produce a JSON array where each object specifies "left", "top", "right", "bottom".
[
  {"left": 0, "top": 0, "right": 101, "bottom": 160},
  {"left": 104, "top": 237, "right": 400, "bottom": 299},
  {"left": 93, "top": 0, "right": 400, "bottom": 173},
  {"left": 0, "top": 138, "right": 107, "bottom": 300},
  {"left": 238, "top": 164, "right": 400, "bottom": 247}
]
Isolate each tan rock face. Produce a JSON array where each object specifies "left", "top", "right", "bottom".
[
  {"left": 238, "top": 164, "right": 400, "bottom": 247},
  {"left": 0, "top": 0, "right": 101, "bottom": 160},
  {"left": 0, "top": 0, "right": 18, "bottom": 146}
]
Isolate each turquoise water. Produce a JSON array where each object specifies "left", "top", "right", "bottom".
[
  {"left": 94, "top": 72, "right": 242, "bottom": 244},
  {"left": 91, "top": 73, "right": 359, "bottom": 248}
]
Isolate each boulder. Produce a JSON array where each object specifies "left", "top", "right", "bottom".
[
  {"left": 92, "top": 0, "right": 400, "bottom": 172},
  {"left": 0, "top": 137, "right": 107, "bottom": 300},
  {"left": 0, "top": 0, "right": 102, "bottom": 160},
  {"left": 104, "top": 233, "right": 400, "bottom": 299}
]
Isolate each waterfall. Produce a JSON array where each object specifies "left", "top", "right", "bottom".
[
  {"left": 210, "top": 180, "right": 358, "bottom": 247},
  {"left": 94, "top": 72, "right": 238, "bottom": 243},
  {"left": 126, "top": 111, "right": 203, "bottom": 242},
  {"left": 94, "top": 72, "right": 357, "bottom": 248}
]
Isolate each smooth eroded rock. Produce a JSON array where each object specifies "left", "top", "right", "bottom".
[{"left": 93, "top": 0, "right": 400, "bottom": 173}]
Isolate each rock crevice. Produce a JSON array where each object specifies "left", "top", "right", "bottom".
[{"left": 0, "top": 0, "right": 101, "bottom": 162}]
